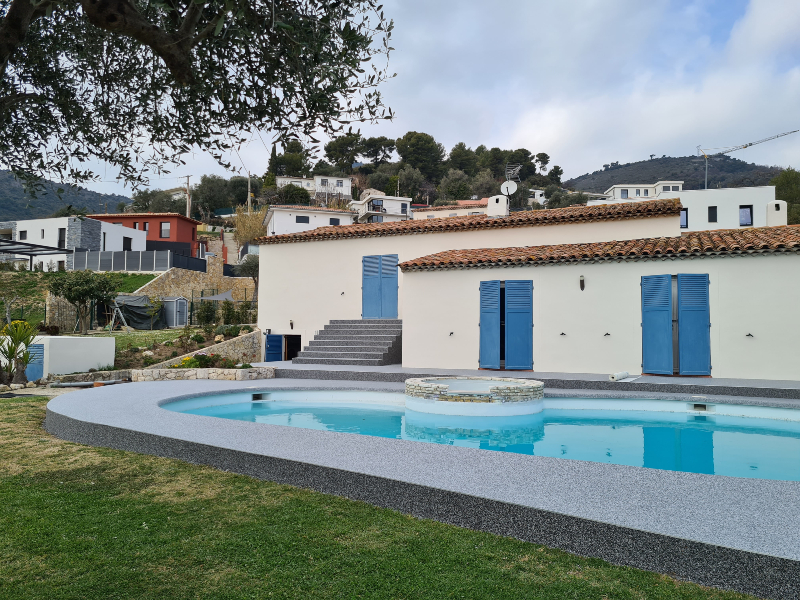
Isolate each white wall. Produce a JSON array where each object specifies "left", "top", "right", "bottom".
[
  {"left": 316, "top": 175, "right": 352, "bottom": 197},
  {"left": 257, "top": 215, "right": 679, "bottom": 349},
  {"left": 677, "top": 187, "right": 778, "bottom": 230},
  {"left": 412, "top": 207, "right": 487, "bottom": 220},
  {"left": 14, "top": 217, "right": 70, "bottom": 267},
  {"left": 401, "top": 252, "right": 800, "bottom": 380},
  {"left": 100, "top": 221, "right": 147, "bottom": 251},
  {"left": 0, "top": 335, "right": 116, "bottom": 377},
  {"left": 276, "top": 176, "right": 316, "bottom": 191},
  {"left": 265, "top": 209, "right": 356, "bottom": 236},
  {"left": 351, "top": 195, "right": 411, "bottom": 221}
]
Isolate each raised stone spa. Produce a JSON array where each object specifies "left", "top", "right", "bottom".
[{"left": 405, "top": 376, "right": 544, "bottom": 403}]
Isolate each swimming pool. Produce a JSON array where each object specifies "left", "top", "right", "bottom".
[{"left": 163, "top": 390, "right": 800, "bottom": 481}]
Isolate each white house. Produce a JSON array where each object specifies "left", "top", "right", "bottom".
[
  {"left": 263, "top": 205, "right": 358, "bottom": 237},
  {"left": 0, "top": 216, "right": 146, "bottom": 270},
  {"left": 587, "top": 181, "right": 786, "bottom": 232},
  {"left": 412, "top": 199, "right": 489, "bottom": 220},
  {"left": 276, "top": 175, "right": 354, "bottom": 202},
  {"left": 349, "top": 192, "right": 412, "bottom": 223}
]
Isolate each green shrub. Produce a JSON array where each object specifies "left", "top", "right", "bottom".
[
  {"left": 221, "top": 300, "right": 238, "bottom": 325},
  {"left": 228, "top": 325, "right": 240, "bottom": 337},
  {"left": 202, "top": 324, "right": 214, "bottom": 338},
  {"left": 240, "top": 325, "right": 253, "bottom": 333},
  {"left": 236, "top": 301, "right": 253, "bottom": 324},
  {"left": 195, "top": 300, "right": 217, "bottom": 326},
  {"left": 170, "top": 350, "right": 178, "bottom": 358},
  {"left": 240, "top": 363, "right": 252, "bottom": 369},
  {"left": 214, "top": 325, "right": 227, "bottom": 336},
  {"left": 190, "top": 333, "right": 205, "bottom": 343},
  {"left": 142, "top": 356, "right": 156, "bottom": 367}
]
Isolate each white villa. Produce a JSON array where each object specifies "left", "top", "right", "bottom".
[
  {"left": 276, "top": 175, "right": 354, "bottom": 201},
  {"left": 255, "top": 197, "right": 800, "bottom": 381},
  {"left": 587, "top": 181, "right": 786, "bottom": 232},
  {"left": 349, "top": 192, "right": 412, "bottom": 224},
  {"left": 263, "top": 205, "right": 357, "bottom": 237},
  {"left": 0, "top": 216, "right": 147, "bottom": 270}
]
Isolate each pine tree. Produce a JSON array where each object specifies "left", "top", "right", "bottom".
[{"left": 268, "top": 144, "right": 279, "bottom": 174}]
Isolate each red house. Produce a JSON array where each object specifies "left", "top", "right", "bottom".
[{"left": 88, "top": 213, "right": 202, "bottom": 257}]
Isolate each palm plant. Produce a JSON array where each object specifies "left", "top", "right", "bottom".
[{"left": 0, "top": 321, "right": 38, "bottom": 385}]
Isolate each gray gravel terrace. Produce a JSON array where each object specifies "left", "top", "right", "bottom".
[{"left": 44, "top": 379, "right": 800, "bottom": 600}]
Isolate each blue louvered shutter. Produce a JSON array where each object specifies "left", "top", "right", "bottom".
[
  {"left": 505, "top": 280, "right": 533, "bottom": 370},
  {"left": 362, "top": 255, "right": 381, "bottom": 318},
  {"left": 380, "top": 254, "right": 399, "bottom": 319},
  {"left": 479, "top": 281, "right": 501, "bottom": 369},
  {"left": 264, "top": 334, "right": 283, "bottom": 362},
  {"left": 25, "top": 343, "right": 44, "bottom": 381},
  {"left": 677, "top": 273, "right": 711, "bottom": 375},
  {"left": 641, "top": 275, "right": 672, "bottom": 375}
]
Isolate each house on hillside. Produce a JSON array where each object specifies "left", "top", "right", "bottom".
[
  {"left": 588, "top": 181, "right": 786, "bottom": 231},
  {"left": 276, "top": 175, "right": 354, "bottom": 202},
  {"left": 255, "top": 197, "right": 800, "bottom": 380},
  {"left": 88, "top": 213, "right": 203, "bottom": 257},
  {"left": 0, "top": 216, "right": 146, "bottom": 270},
  {"left": 412, "top": 199, "right": 489, "bottom": 219},
  {"left": 349, "top": 192, "right": 412, "bottom": 223},
  {"left": 263, "top": 205, "right": 358, "bottom": 237}
]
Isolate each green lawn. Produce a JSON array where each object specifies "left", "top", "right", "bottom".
[
  {"left": 94, "top": 329, "right": 185, "bottom": 351},
  {"left": 114, "top": 273, "right": 157, "bottom": 293},
  {"left": 0, "top": 396, "right": 752, "bottom": 600}
]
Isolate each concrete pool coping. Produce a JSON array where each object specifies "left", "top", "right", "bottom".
[{"left": 45, "top": 379, "right": 800, "bottom": 599}]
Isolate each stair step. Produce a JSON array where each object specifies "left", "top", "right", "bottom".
[
  {"left": 308, "top": 340, "right": 391, "bottom": 348},
  {"left": 322, "top": 326, "right": 402, "bottom": 333},
  {"left": 329, "top": 319, "right": 402, "bottom": 325},
  {"left": 314, "top": 334, "right": 398, "bottom": 342},
  {"left": 292, "top": 357, "right": 390, "bottom": 366},
  {"left": 297, "top": 350, "right": 388, "bottom": 360}
]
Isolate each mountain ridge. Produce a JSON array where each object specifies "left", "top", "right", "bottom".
[{"left": 564, "top": 155, "right": 783, "bottom": 194}]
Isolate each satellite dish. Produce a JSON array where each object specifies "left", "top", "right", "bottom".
[{"left": 500, "top": 180, "right": 517, "bottom": 195}]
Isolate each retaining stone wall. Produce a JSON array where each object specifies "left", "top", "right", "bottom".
[
  {"left": 54, "top": 370, "right": 131, "bottom": 382},
  {"left": 405, "top": 377, "right": 544, "bottom": 403},
  {"left": 134, "top": 239, "right": 255, "bottom": 301},
  {"left": 145, "top": 329, "right": 262, "bottom": 369},
  {"left": 131, "top": 367, "right": 274, "bottom": 382}
]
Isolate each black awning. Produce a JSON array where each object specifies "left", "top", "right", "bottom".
[{"left": 0, "top": 238, "right": 74, "bottom": 256}]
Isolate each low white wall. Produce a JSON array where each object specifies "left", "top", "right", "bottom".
[
  {"left": 42, "top": 336, "right": 116, "bottom": 376},
  {"left": 100, "top": 221, "right": 147, "bottom": 251},
  {"left": 401, "top": 252, "right": 800, "bottom": 381},
  {"left": 257, "top": 215, "right": 679, "bottom": 351},
  {"left": 678, "top": 187, "right": 777, "bottom": 231}
]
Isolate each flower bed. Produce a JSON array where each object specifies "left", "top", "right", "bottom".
[{"left": 171, "top": 352, "right": 251, "bottom": 370}]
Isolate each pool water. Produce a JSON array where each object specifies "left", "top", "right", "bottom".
[{"left": 164, "top": 391, "right": 800, "bottom": 481}]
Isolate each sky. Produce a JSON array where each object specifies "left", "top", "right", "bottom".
[{"left": 85, "top": 0, "right": 800, "bottom": 197}]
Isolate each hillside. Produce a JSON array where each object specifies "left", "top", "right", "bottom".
[
  {"left": 565, "top": 155, "right": 783, "bottom": 193},
  {"left": 0, "top": 170, "right": 130, "bottom": 221}
]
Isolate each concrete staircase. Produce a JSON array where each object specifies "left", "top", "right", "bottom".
[{"left": 292, "top": 319, "right": 402, "bottom": 366}]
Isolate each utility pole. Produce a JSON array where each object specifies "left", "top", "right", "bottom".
[
  {"left": 247, "top": 171, "right": 251, "bottom": 214},
  {"left": 184, "top": 175, "right": 192, "bottom": 218}
]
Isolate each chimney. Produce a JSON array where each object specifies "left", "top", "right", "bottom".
[{"left": 486, "top": 194, "right": 510, "bottom": 218}]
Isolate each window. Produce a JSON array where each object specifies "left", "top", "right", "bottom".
[
  {"left": 368, "top": 215, "right": 383, "bottom": 223},
  {"left": 449, "top": 213, "right": 458, "bottom": 217},
  {"left": 336, "top": 180, "right": 343, "bottom": 187},
  {"left": 708, "top": 206, "right": 717, "bottom": 223},
  {"left": 290, "top": 181, "right": 301, "bottom": 186},
  {"left": 426, "top": 215, "right": 435, "bottom": 219},
  {"left": 143, "top": 222, "right": 149, "bottom": 232},
  {"left": 739, "top": 205, "right": 753, "bottom": 226},
  {"left": 329, "top": 218, "right": 340, "bottom": 226},
  {"left": 57, "top": 228, "right": 66, "bottom": 249},
  {"left": 320, "top": 179, "right": 328, "bottom": 187},
  {"left": 113, "top": 222, "right": 122, "bottom": 225},
  {"left": 680, "top": 208, "right": 688, "bottom": 229},
  {"left": 620, "top": 189, "right": 628, "bottom": 199},
  {"left": 663, "top": 186, "right": 671, "bottom": 193},
  {"left": 470, "top": 211, "right": 483, "bottom": 215},
  {"left": 102, "top": 232, "right": 107, "bottom": 251},
  {"left": 192, "top": 229, "right": 195, "bottom": 241},
  {"left": 644, "top": 189, "right": 649, "bottom": 197},
  {"left": 18, "top": 230, "right": 27, "bottom": 240},
  {"left": 775, "top": 204, "right": 781, "bottom": 211},
  {"left": 371, "top": 199, "right": 383, "bottom": 207},
  {"left": 672, "top": 186, "right": 680, "bottom": 191},
  {"left": 295, "top": 215, "right": 310, "bottom": 224},
  {"left": 401, "top": 203, "right": 408, "bottom": 214},
  {"left": 57, "top": 261, "right": 65, "bottom": 271},
  {"left": 40, "top": 229, "right": 44, "bottom": 239},
  {"left": 635, "top": 189, "right": 640, "bottom": 197},
  {"left": 122, "top": 236, "right": 132, "bottom": 251},
  {"left": 133, "top": 222, "right": 139, "bottom": 229},
  {"left": 160, "top": 221, "right": 170, "bottom": 238}
]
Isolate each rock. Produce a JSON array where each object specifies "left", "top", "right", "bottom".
[
  {"left": 10, "top": 384, "right": 24, "bottom": 390},
  {"left": 0, "top": 385, "right": 9, "bottom": 392},
  {"left": 37, "top": 378, "right": 48, "bottom": 385},
  {"left": 26, "top": 382, "right": 37, "bottom": 388},
  {"left": 142, "top": 350, "right": 154, "bottom": 357},
  {"left": 214, "top": 335, "right": 224, "bottom": 342}
]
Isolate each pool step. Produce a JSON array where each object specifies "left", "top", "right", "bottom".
[{"left": 292, "top": 319, "right": 402, "bottom": 366}]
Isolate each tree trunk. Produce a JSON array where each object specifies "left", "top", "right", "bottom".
[
  {"left": 11, "top": 357, "right": 27, "bottom": 385},
  {"left": 251, "top": 278, "right": 258, "bottom": 303}
]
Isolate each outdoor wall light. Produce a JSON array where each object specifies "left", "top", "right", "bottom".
[
  {"left": 341, "top": 292, "right": 345, "bottom": 295},
  {"left": 449, "top": 332, "right": 454, "bottom": 336},
  {"left": 604, "top": 333, "right": 610, "bottom": 336},
  {"left": 560, "top": 332, "right": 566, "bottom": 336},
  {"left": 290, "top": 320, "right": 294, "bottom": 330},
  {"left": 580, "top": 275, "right": 585, "bottom": 291},
  {"left": 746, "top": 333, "right": 754, "bottom": 337}
]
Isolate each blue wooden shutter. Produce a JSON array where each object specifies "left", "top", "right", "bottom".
[
  {"left": 25, "top": 343, "right": 44, "bottom": 381},
  {"left": 505, "top": 280, "right": 533, "bottom": 370},
  {"left": 677, "top": 273, "right": 711, "bottom": 375},
  {"left": 264, "top": 334, "right": 283, "bottom": 362},
  {"left": 362, "top": 255, "right": 381, "bottom": 318},
  {"left": 641, "top": 274, "right": 672, "bottom": 375},
  {"left": 380, "top": 254, "right": 399, "bottom": 319},
  {"left": 479, "top": 281, "right": 501, "bottom": 369}
]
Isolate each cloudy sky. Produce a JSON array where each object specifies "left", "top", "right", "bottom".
[{"left": 88, "top": 0, "right": 800, "bottom": 196}]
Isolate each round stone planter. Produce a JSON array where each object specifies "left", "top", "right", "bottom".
[{"left": 404, "top": 376, "right": 544, "bottom": 416}]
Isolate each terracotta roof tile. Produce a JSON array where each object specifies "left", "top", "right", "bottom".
[
  {"left": 88, "top": 212, "right": 202, "bottom": 225},
  {"left": 268, "top": 204, "right": 357, "bottom": 215},
  {"left": 415, "top": 203, "right": 488, "bottom": 212},
  {"left": 399, "top": 225, "right": 800, "bottom": 271},
  {"left": 255, "top": 199, "right": 681, "bottom": 244}
]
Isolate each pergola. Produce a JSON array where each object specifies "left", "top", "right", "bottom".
[{"left": 0, "top": 239, "right": 73, "bottom": 270}]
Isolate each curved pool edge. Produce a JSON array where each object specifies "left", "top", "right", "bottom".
[{"left": 44, "top": 379, "right": 800, "bottom": 600}]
